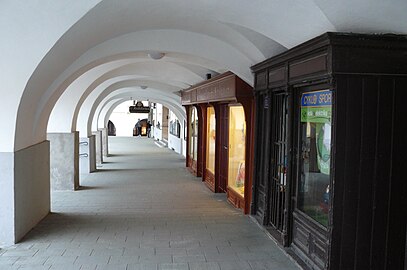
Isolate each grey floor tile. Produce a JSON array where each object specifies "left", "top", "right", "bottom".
[
  {"left": 189, "top": 262, "right": 221, "bottom": 270},
  {"left": 139, "top": 255, "right": 172, "bottom": 264},
  {"left": 173, "top": 254, "right": 206, "bottom": 263},
  {"left": 159, "top": 263, "right": 189, "bottom": 270},
  {"left": 218, "top": 261, "right": 252, "bottom": 270},
  {"left": 109, "top": 255, "right": 139, "bottom": 265},
  {"left": 127, "top": 263, "right": 158, "bottom": 270},
  {"left": 96, "top": 264, "right": 127, "bottom": 270},
  {"left": 0, "top": 138, "right": 299, "bottom": 270}
]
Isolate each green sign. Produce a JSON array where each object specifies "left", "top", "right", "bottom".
[
  {"left": 301, "top": 107, "right": 332, "bottom": 123},
  {"left": 301, "top": 90, "right": 332, "bottom": 175},
  {"left": 301, "top": 90, "right": 332, "bottom": 123}
]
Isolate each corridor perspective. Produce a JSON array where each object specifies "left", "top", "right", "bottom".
[{"left": 0, "top": 137, "right": 300, "bottom": 270}]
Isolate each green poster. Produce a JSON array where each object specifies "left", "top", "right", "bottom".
[
  {"left": 301, "top": 90, "right": 332, "bottom": 175},
  {"left": 301, "top": 107, "right": 331, "bottom": 123}
]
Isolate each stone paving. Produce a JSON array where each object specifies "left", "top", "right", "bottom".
[{"left": 0, "top": 137, "right": 301, "bottom": 270}]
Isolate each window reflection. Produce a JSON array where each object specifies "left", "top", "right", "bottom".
[
  {"left": 228, "top": 105, "right": 246, "bottom": 197},
  {"left": 206, "top": 106, "right": 216, "bottom": 173},
  {"left": 298, "top": 90, "right": 332, "bottom": 227}
]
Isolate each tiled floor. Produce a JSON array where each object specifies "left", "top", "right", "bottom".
[{"left": 0, "top": 137, "right": 301, "bottom": 270}]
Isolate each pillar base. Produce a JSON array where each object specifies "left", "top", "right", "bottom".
[
  {"left": 47, "top": 132, "right": 79, "bottom": 191},
  {"left": 0, "top": 141, "right": 50, "bottom": 246}
]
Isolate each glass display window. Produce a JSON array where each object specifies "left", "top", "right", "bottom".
[
  {"left": 298, "top": 90, "right": 332, "bottom": 227},
  {"left": 206, "top": 106, "right": 216, "bottom": 173},
  {"left": 188, "top": 106, "right": 199, "bottom": 160},
  {"left": 228, "top": 105, "right": 246, "bottom": 197}
]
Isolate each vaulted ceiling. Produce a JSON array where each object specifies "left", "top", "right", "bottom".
[{"left": 1, "top": 0, "right": 406, "bottom": 151}]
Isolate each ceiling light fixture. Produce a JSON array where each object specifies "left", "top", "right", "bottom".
[{"left": 147, "top": 51, "right": 165, "bottom": 60}]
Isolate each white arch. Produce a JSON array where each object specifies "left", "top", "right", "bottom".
[
  {"left": 92, "top": 81, "right": 185, "bottom": 131},
  {"left": 83, "top": 86, "right": 184, "bottom": 137},
  {"left": 47, "top": 57, "right": 204, "bottom": 135},
  {"left": 96, "top": 92, "right": 185, "bottom": 129},
  {"left": 4, "top": 0, "right": 407, "bottom": 154}
]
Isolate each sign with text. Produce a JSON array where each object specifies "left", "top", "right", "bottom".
[
  {"left": 300, "top": 90, "right": 332, "bottom": 123},
  {"left": 129, "top": 101, "right": 151, "bottom": 113}
]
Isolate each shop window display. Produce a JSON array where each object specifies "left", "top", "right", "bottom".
[
  {"left": 206, "top": 106, "right": 216, "bottom": 173},
  {"left": 298, "top": 90, "right": 332, "bottom": 227},
  {"left": 228, "top": 105, "right": 246, "bottom": 197},
  {"left": 189, "top": 107, "right": 198, "bottom": 160}
]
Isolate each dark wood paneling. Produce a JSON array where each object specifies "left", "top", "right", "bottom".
[
  {"left": 268, "top": 66, "right": 286, "bottom": 88},
  {"left": 200, "top": 104, "right": 208, "bottom": 182},
  {"left": 289, "top": 54, "right": 328, "bottom": 79},
  {"left": 204, "top": 169, "right": 215, "bottom": 192},
  {"left": 333, "top": 46, "right": 407, "bottom": 75},
  {"left": 255, "top": 71, "right": 267, "bottom": 90},
  {"left": 385, "top": 77, "right": 407, "bottom": 270},
  {"left": 181, "top": 91, "right": 191, "bottom": 105},
  {"left": 196, "top": 77, "right": 236, "bottom": 103},
  {"left": 196, "top": 105, "right": 204, "bottom": 177},
  {"left": 227, "top": 187, "right": 244, "bottom": 210},
  {"left": 338, "top": 77, "right": 363, "bottom": 270},
  {"left": 292, "top": 211, "right": 328, "bottom": 270},
  {"left": 252, "top": 91, "right": 272, "bottom": 224},
  {"left": 251, "top": 32, "right": 407, "bottom": 270},
  {"left": 181, "top": 71, "right": 252, "bottom": 104},
  {"left": 218, "top": 104, "right": 229, "bottom": 193},
  {"left": 369, "top": 78, "right": 394, "bottom": 270},
  {"left": 353, "top": 77, "right": 378, "bottom": 270}
]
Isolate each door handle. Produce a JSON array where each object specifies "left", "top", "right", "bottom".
[{"left": 224, "top": 146, "right": 228, "bottom": 150}]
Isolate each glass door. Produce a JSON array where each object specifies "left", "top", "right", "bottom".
[
  {"left": 297, "top": 89, "right": 332, "bottom": 227},
  {"left": 292, "top": 88, "right": 332, "bottom": 269},
  {"left": 228, "top": 105, "right": 246, "bottom": 198},
  {"left": 189, "top": 106, "right": 198, "bottom": 161},
  {"left": 206, "top": 106, "right": 216, "bottom": 174}
]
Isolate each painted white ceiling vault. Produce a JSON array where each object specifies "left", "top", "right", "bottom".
[{"left": 1, "top": 0, "right": 406, "bottom": 152}]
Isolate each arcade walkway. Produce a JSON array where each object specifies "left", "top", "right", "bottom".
[{"left": 0, "top": 137, "right": 300, "bottom": 270}]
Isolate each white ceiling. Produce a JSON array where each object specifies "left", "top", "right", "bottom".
[{"left": 1, "top": 0, "right": 406, "bottom": 151}]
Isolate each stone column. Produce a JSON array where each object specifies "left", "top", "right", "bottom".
[
  {"left": 0, "top": 141, "right": 50, "bottom": 245},
  {"left": 92, "top": 130, "right": 103, "bottom": 165},
  {"left": 79, "top": 135, "right": 96, "bottom": 174},
  {"left": 99, "top": 128, "right": 108, "bottom": 157},
  {"left": 47, "top": 132, "right": 79, "bottom": 190}
]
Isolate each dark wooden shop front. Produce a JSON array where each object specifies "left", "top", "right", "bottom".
[
  {"left": 181, "top": 72, "right": 255, "bottom": 213},
  {"left": 251, "top": 32, "right": 407, "bottom": 270}
]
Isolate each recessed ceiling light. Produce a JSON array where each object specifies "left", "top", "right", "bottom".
[{"left": 147, "top": 51, "right": 165, "bottom": 60}]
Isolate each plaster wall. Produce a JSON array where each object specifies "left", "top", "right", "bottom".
[
  {"left": 154, "top": 127, "right": 162, "bottom": 142},
  {"left": 168, "top": 134, "right": 182, "bottom": 154},
  {"left": 0, "top": 153, "right": 15, "bottom": 246},
  {"left": 182, "top": 139, "right": 187, "bottom": 157},
  {"left": 47, "top": 132, "right": 79, "bottom": 190},
  {"left": 14, "top": 141, "right": 50, "bottom": 243}
]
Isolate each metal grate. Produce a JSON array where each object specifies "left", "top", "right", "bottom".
[{"left": 268, "top": 92, "right": 288, "bottom": 232}]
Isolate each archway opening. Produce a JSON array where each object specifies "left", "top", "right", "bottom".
[{"left": 109, "top": 100, "right": 149, "bottom": 137}]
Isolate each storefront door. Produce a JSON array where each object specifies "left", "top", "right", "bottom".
[
  {"left": 291, "top": 88, "right": 332, "bottom": 270},
  {"left": 253, "top": 92, "right": 272, "bottom": 224},
  {"left": 217, "top": 104, "right": 228, "bottom": 193},
  {"left": 267, "top": 91, "right": 288, "bottom": 243}
]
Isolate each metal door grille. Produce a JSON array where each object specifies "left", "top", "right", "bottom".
[{"left": 268, "top": 92, "right": 288, "bottom": 232}]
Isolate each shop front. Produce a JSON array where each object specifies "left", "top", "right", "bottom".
[
  {"left": 251, "top": 33, "right": 407, "bottom": 269},
  {"left": 185, "top": 105, "right": 201, "bottom": 176},
  {"left": 181, "top": 72, "right": 254, "bottom": 213}
]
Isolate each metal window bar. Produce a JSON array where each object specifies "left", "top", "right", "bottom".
[{"left": 269, "top": 92, "right": 288, "bottom": 232}]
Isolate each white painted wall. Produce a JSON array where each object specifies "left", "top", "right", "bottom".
[
  {"left": 168, "top": 134, "right": 182, "bottom": 154},
  {"left": 108, "top": 101, "right": 148, "bottom": 137}
]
